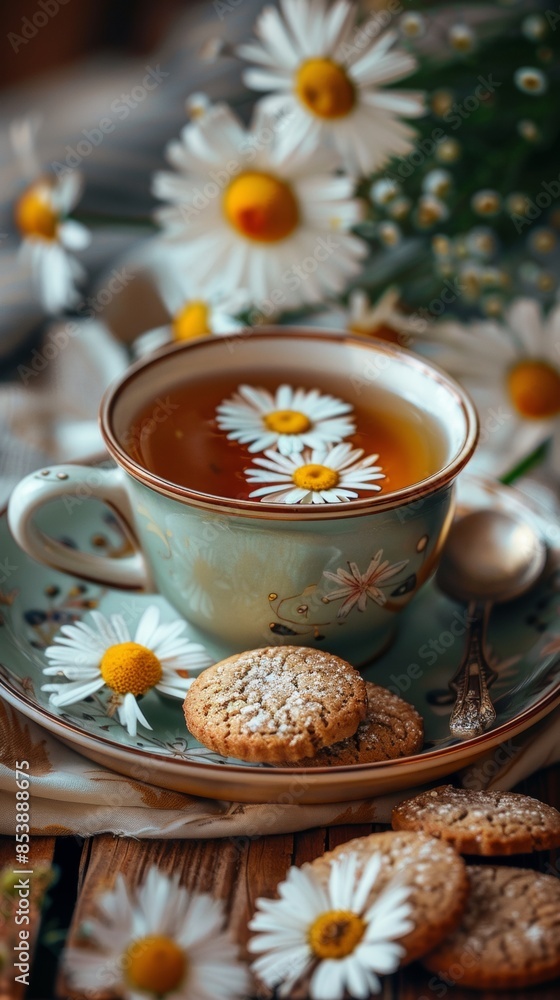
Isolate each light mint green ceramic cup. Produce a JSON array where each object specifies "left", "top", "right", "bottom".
[{"left": 8, "top": 329, "right": 478, "bottom": 664}]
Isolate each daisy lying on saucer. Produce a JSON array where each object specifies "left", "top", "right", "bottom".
[
  {"left": 41, "top": 606, "right": 212, "bottom": 737},
  {"left": 249, "top": 852, "right": 413, "bottom": 999}
]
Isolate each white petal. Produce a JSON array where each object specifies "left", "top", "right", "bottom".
[
  {"left": 53, "top": 171, "right": 83, "bottom": 213},
  {"left": 328, "top": 854, "right": 359, "bottom": 910},
  {"left": 89, "top": 610, "right": 120, "bottom": 646},
  {"left": 58, "top": 219, "right": 91, "bottom": 251},
  {"left": 506, "top": 297, "right": 544, "bottom": 356},
  {"left": 310, "top": 959, "right": 347, "bottom": 1000},
  {"left": 133, "top": 605, "right": 161, "bottom": 647},
  {"left": 117, "top": 692, "right": 152, "bottom": 737},
  {"left": 43, "top": 678, "right": 105, "bottom": 706}
]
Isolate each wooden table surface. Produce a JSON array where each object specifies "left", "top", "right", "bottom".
[{"left": 1, "top": 764, "right": 559, "bottom": 1000}]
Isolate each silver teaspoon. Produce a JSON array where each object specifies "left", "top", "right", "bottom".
[{"left": 436, "top": 509, "right": 546, "bottom": 740}]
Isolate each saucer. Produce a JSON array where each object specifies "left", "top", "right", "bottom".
[{"left": 1, "top": 472, "right": 559, "bottom": 805}]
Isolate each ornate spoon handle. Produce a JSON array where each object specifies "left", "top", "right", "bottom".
[{"left": 449, "top": 600, "right": 497, "bottom": 739}]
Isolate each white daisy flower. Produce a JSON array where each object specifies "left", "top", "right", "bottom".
[
  {"left": 414, "top": 194, "right": 449, "bottom": 228},
  {"left": 465, "top": 226, "right": 497, "bottom": 260},
  {"left": 41, "top": 606, "right": 212, "bottom": 737},
  {"left": 377, "top": 220, "right": 401, "bottom": 246},
  {"left": 448, "top": 24, "right": 476, "bottom": 53},
  {"left": 237, "top": 0, "right": 425, "bottom": 175},
  {"left": 133, "top": 248, "right": 247, "bottom": 357},
  {"left": 435, "top": 138, "right": 461, "bottom": 163},
  {"left": 514, "top": 67, "right": 547, "bottom": 95},
  {"left": 245, "top": 443, "right": 385, "bottom": 504},
  {"left": 431, "top": 89, "right": 454, "bottom": 118},
  {"left": 386, "top": 195, "right": 412, "bottom": 220},
  {"left": 518, "top": 119, "right": 540, "bottom": 142},
  {"left": 216, "top": 383, "right": 355, "bottom": 456},
  {"left": 400, "top": 12, "right": 426, "bottom": 39},
  {"left": 471, "top": 189, "right": 502, "bottom": 217},
  {"left": 521, "top": 15, "right": 548, "bottom": 42},
  {"left": 248, "top": 852, "right": 413, "bottom": 999},
  {"left": 308, "top": 286, "right": 426, "bottom": 345},
  {"left": 64, "top": 867, "right": 250, "bottom": 1000},
  {"left": 422, "top": 297, "right": 560, "bottom": 475},
  {"left": 370, "top": 178, "right": 400, "bottom": 205},
  {"left": 10, "top": 118, "right": 90, "bottom": 314},
  {"left": 153, "top": 103, "right": 367, "bottom": 307},
  {"left": 185, "top": 91, "right": 212, "bottom": 120},
  {"left": 323, "top": 550, "right": 410, "bottom": 618},
  {"left": 529, "top": 228, "right": 556, "bottom": 255},
  {"left": 422, "top": 169, "right": 452, "bottom": 199}
]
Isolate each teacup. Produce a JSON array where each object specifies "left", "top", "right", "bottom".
[{"left": 8, "top": 329, "right": 478, "bottom": 664}]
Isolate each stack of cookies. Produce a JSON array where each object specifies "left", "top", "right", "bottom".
[
  {"left": 248, "top": 788, "right": 560, "bottom": 995},
  {"left": 183, "top": 645, "right": 424, "bottom": 765},
  {"left": 392, "top": 785, "right": 560, "bottom": 990}
]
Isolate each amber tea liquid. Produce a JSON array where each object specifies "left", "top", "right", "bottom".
[{"left": 127, "top": 369, "right": 446, "bottom": 502}]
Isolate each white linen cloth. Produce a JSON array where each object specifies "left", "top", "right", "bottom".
[{"left": 0, "top": 696, "right": 558, "bottom": 838}]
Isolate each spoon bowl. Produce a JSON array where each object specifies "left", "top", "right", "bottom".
[
  {"left": 436, "top": 508, "right": 547, "bottom": 740},
  {"left": 437, "top": 509, "right": 547, "bottom": 604}
]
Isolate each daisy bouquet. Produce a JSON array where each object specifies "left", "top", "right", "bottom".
[{"left": 3, "top": 0, "right": 560, "bottom": 480}]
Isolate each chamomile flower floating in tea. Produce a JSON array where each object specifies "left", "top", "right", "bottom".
[
  {"left": 237, "top": 0, "right": 425, "bottom": 175},
  {"left": 42, "top": 606, "right": 212, "bottom": 737},
  {"left": 153, "top": 103, "right": 366, "bottom": 307},
  {"left": 10, "top": 118, "right": 90, "bottom": 314},
  {"left": 64, "top": 867, "right": 250, "bottom": 1000},
  {"left": 248, "top": 852, "right": 413, "bottom": 999},
  {"left": 245, "top": 443, "right": 385, "bottom": 504},
  {"left": 216, "top": 384, "right": 355, "bottom": 455}
]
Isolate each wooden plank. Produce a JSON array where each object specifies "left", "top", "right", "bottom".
[
  {"left": 233, "top": 833, "right": 294, "bottom": 955},
  {"left": 292, "top": 827, "right": 327, "bottom": 866},
  {"left": 0, "top": 837, "right": 56, "bottom": 1000},
  {"left": 327, "top": 823, "right": 374, "bottom": 850}
]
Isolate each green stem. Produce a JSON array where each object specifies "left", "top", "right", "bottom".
[{"left": 499, "top": 440, "right": 550, "bottom": 485}]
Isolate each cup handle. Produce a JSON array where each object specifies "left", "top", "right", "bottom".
[{"left": 7, "top": 464, "right": 151, "bottom": 590}]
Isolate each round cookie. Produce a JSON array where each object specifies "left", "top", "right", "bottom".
[
  {"left": 423, "top": 866, "right": 560, "bottom": 989},
  {"left": 279, "top": 682, "right": 424, "bottom": 767},
  {"left": 183, "top": 646, "right": 367, "bottom": 764},
  {"left": 392, "top": 785, "right": 560, "bottom": 855},
  {"left": 309, "top": 830, "right": 469, "bottom": 964}
]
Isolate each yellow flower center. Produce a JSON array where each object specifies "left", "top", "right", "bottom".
[
  {"left": 100, "top": 642, "right": 162, "bottom": 696},
  {"left": 523, "top": 73, "right": 541, "bottom": 91},
  {"left": 309, "top": 910, "right": 366, "bottom": 960},
  {"left": 172, "top": 301, "right": 212, "bottom": 341},
  {"left": 264, "top": 409, "right": 311, "bottom": 434},
  {"left": 223, "top": 172, "right": 299, "bottom": 242},
  {"left": 296, "top": 59, "right": 356, "bottom": 118},
  {"left": 15, "top": 181, "right": 59, "bottom": 240},
  {"left": 507, "top": 360, "right": 560, "bottom": 419},
  {"left": 292, "top": 463, "right": 339, "bottom": 491},
  {"left": 124, "top": 935, "right": 186, "bottom": 994}
]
